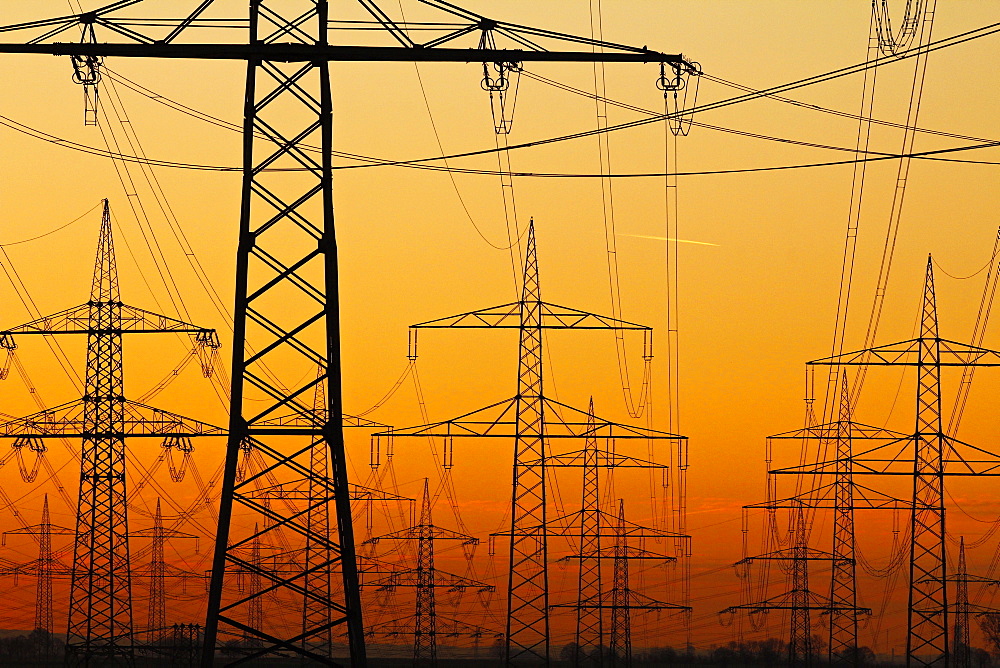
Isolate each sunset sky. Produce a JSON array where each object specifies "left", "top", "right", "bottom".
[{"left": 0, "top": 0, "right": 999, "bottom": 658}]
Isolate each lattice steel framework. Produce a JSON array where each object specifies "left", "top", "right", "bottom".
[
  {"left": 545, "top": 398, "right": 671, "bottom": 667},
  {"left": 775, "top": 257, "right": 1000, "bottom": 667},
  {"left": 554, "top": 500, "right": 682, "bottom": 668},
  {"left": 385, "top": 221, "right": 685, "bottom": 663},
  {"left": 0, "top": 200, "right": 220, "bottom": 666},
  {"left": 0, "top": 495, "right": 74, "bottom": 640},
  {"left": 129, "top": 499, "right": 197, "bottom": 649},
  {"left": 928, "top": 538, "right": 1000, "bottom": 668},
  {"left": 363, "top": 479, "right": 492, "bottom": 667},
  {"left": 578, "top": 400, "right": 603, "bottom": 666},
  {"left": 0, "top": 5, "right": 696, "bottom": 665}
]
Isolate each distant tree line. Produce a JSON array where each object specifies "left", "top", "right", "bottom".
[{"left": 0, "top": 628, "right": 58, "bottom": 660}]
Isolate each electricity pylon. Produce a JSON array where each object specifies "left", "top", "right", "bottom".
[
  {"left": 383, "top": 221, "right": 686, "bottom": 662},
  {"left": 926, "top": 538, "right": 1000, "bottom": 668},
  {"left": 129, "top": 499, "right": 197, "bottom": 649},
  {"left": 254, "top": 365, "right": 400, "bottom": 662},
  {"left": 774, "top": 257, "right": 1000, "bottom": 667},
  {"left": 0, "top": 6, "right": 696, "bottom": 665},
  {"left": 546, "top": 398, "right": 673, "bottom": 667},
  {"left": 723, "top": 499, "right": 864, "bottom": 667},
  {"left": 364, "top": 479, "right": 494, "bottom": 667},
  {"left": 0, "top": 200, "right": 222, "bottom": 666},
  {"left": 0, "top": 494, "right": 74, "bottom": 639},
  {"left": 554, "top": 500, "right": 680, "bottom": 668},
  {"left": 747, "top": 373, "right": 910, "bottom": 666}
]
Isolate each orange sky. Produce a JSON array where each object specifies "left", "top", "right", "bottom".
[{"left": 1, "top": 0, "right": 1000, "bottom": 658}]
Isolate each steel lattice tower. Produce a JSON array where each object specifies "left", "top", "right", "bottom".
[
  {"left": 0, "top": 6, "right": 696, "bottom": 665},
  {"left": 775, "top": 256, "right": 1000, "bottom": 667},
  {"left": 555, "top": 498, "right": 681, "bottom": 668},
  {"left": 513, "top": 222, "right": 546, "bottom": 663},
  {"left": 147, "top": 501, "right": 167, "bottom": 642},
  {"left": 543, "top": 398, "right": 673, "bottom": 667},
  {"left": 577, "top": 399, "right": 603, "bottom": 666},
  {"left": 609, "top": 501, "right": 631, "bottom": 668},
  {"left": 385, "top": 220, "right": 687, "bottom": 663},
  {"left": 0, "top": 494, "right": 75, "bottom": 640},
  {"left": 364, "top": 479, "right": 493, "bottom": 667},
  {"left": 129, "top": 499, "right": 197, "bottom": 649},
  {"left": 829, "top": 374, "right": 858, "bottom": 663},
  {"left": 954, "top": 538, "right": 970, "bottom": 668},
  {"left": 931, "top": 538, "right": 1000, "bottom": 668},
  {"left": 0, "top": 200, "right": 221, "bottom": 666},
  {"left": 756, "top": 376, "right": 914, "bottom": 667},
  {"left": 910, "top": 255, "right": 948, "bottom": 664}
]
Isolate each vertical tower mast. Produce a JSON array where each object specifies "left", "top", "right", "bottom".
[
  {"left": 148, "top": 500, "right": 167, "bottom": 643},
  {"left": 202, "top": 2, "right": 367, "bottom": 662},
  {"left": 414, "top": 479, "right": 438, "bottom": 667},
  {"left": 67, "top": 198, "right": 133, "bottom": 664},
  {"left": 0, "top": 199, "right": 221, "bottom": 664},
  {"left": 363, "top": 480, "right": 492, "bottom": 666},
  {"left": 303, "top": 367, "right": 334, "bottom": 660},
  {"left": 508, "top": 223, "right": 548, "bottom": 662},
  {"left": 774, "top": 257, "right": 1000, "bottom": 667},
  {"left": 609, "top": 501, "right": 631, "bottom": 668},
  {"left": 38, "top": 494, "right": 55, "bottom": 638},
  {"left": 576, "top": 399, "right": 603, "bottom": 666},
  {"left": 954, "top": 538, "right": 969, "bottom": 668},
  {"left": 908, "top": 256, "right": 947, "bottom": 664},
  {"left": 830, "top": 374, "right": 859, "bottom": 663}
]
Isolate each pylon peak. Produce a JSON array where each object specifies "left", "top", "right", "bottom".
[{"left": 90, "top": 198, "right": 119, "bottom": 304}]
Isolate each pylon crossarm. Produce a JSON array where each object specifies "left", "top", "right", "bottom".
[
  {"left": 767, "top": 420, "right": 907, "bottom": 441},
  {"left": 413, "top": 301, "right": 650, "bottom": 330},
  {"left": 365, "top": 524, "right": 478, "bottom": 544},
  {"left": 0, "top": 1, "right": 696, "bottom": 70},
  {"left": 744, "top": 481, "right": 912, "bottom": 511},
  {"left": 254, "top": 410, "right": 388, "bottom": 429},
  {"left": 0, "top": 302, "right": 219, "bottom": 341},
  {"left": 772, "top": 435, "right": 1000, "bottom": 477},
  {"left": 361, "top": 568, "right": 493, "bottom": 591},
  {"left": 572, "top": 591, "right": 689, "bottom": 612},
  {"left": 0, "top": 398, "right": 224, "bottom": 437},
  {"left": 525, "top": 448, "right": 668, "bottom": 469},
  {"left": 379, "top": 395, "right": 682, "bottom": 441},
  {"left": 3, "top": 522, "right": 74, "bottom": 536},
  {"left": 559, "top": 545, "right": 675, "bottom": 562},
  {"left": 0, "top": 559, "right": 73, "bottom": 576},
  {"left": 721, "top": 590, "right": 849, "bottom": 614},
  {"left": 808, "top": 337, "right": 1000, "bottom": 367},
  {"left": 365, "top": 613, "right": 499, "bottom": 638},
  {"left": 494, "top": 507, "right": 688, "bottom": 540},
  {"left": 247, "top": 478, "right": 411, "bottom": 503},
  {"left": 735, "top": 546, "right": 843, "bottom": 566}
]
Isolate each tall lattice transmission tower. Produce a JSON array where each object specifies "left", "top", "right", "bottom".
[
  {"left": 363, "top": 479, "right": 494, "bottom": 665},
  {"left": 0, "top": 494, "right": 74, "bottom": 643},
  {"left": 384, "top": 222, "right": 688, "bottom": 662},
  {"left": 0, "top": 4, "right": 697, "bottom": 664},
  {"left": 741, "top": 373, "right": 909, "bottom": 665},
  {"left": 776, "top": 257, "right": 1000, "bottom": 667},
  {"left": 0, "top": 200, "right": 222, "bottom": 664},
  {"left": 129, "top": 499, "right": 197, "bottom": 651},
  {"left": 547, "top": 398, "right": 678, "bottom": 666}
]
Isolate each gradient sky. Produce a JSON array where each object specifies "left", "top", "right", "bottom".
[{"left": 0, "top": 0, "right": 999, "bottom": 657}]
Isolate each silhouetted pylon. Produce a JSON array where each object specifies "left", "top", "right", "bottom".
[
  {"left": 776, "top": 256, "right": 1000, "bottom": 667},
  {"left": 382, "top": 220, "right": 684, "bottom": 664},
  {"left": 129, "top": 499, "right": 197, "bottom": 647},
  {"left": 0, "top": 200, "right": 222, "bottom": 665},
  {"left": 0, "top": 494, "right": 74, "bottom": 639},
  {"left": 363, "top": 479, "right": 494, "bottom": 667}
]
